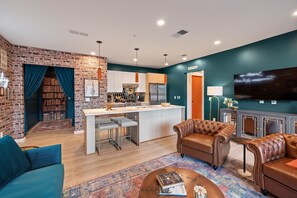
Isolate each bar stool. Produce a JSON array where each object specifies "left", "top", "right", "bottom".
[
  {"left": 110, "top": 116, "right": 138, "bottom": 149},
  {"left": 95, "top": 118, "right": 120, "bottom": 154}
]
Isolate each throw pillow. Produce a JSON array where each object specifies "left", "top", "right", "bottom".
[
  {"left": 0, "top": 136, "right": 30, "bottom": 188},
  {"left": 283, "top": 134, "right": 297, "bottom": 159}
]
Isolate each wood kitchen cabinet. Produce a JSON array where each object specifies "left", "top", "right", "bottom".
[
  {"left": 146, "top": 73, "right": 167, "bottom": 84},
  {"left": 107, "top": 71, "right": 123, "bottom": 92},
  {"left": 122, "top": 71, "right": 136, "bottom": 84}
]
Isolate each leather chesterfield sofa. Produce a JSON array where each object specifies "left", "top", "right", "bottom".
[
  {"left": 173, "top": 119, "right": 235, "bottom": 169},
  {"left": 247, "top": 133, "right": 297, "bottom": 198}
]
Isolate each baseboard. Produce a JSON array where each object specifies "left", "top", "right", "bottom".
[
  {"left": 15, "top": 136, "right": 26, "bottom": 143},
  {"left": 74, "top": 130, "right": 84, "bottom": 134}
]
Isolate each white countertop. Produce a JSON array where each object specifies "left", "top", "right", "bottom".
[{"left": 83, "top": 105, "right": 185, "bottom": 116}]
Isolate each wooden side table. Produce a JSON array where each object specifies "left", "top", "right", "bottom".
[
  {"left": 231, "top": 136, "right": 252, "bottom": 177},
  {"left": 139, "top": 166, "right": 224, "bottom": 198}
]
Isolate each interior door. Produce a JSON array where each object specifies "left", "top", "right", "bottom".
[{"left": 192, "top": 76, "right": 202, "bottom": 119}]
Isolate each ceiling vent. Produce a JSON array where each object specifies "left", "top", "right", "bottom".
[
  {"left": 69, "top": 29, "right": 89, "bottom": 37},
  {"left": 172, "top": 29, "right": 189, "bottom": 38}
]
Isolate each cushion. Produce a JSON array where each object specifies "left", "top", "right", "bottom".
[
  {"left": 283, "top": 134, "right": 297, "bottom": 158},
  {"left": 0, "top": 136, "right": 30, "bottom": 188},
  {"left": 263, "top": 158, "right": 297, "bottom": 190},
  {"left": 182, "top": 133, "right": 214, "bottom": 154},
  {"left": 0, "top": 164, "right": 64, "bottom": 198}
]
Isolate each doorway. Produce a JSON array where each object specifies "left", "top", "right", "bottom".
[{"left": 187, "top": 71, "right": 204, "bottom": 119}]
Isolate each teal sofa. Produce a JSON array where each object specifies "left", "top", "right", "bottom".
[{"left": 0, "top": 136, "right": 64, "bottom": 198}]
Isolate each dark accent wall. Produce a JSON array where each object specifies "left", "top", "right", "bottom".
[
  {"left": 162, "top": 30, "right": 297, "bottom": 120},
  {"left": 108, "top": 63, "right": 161, "bottom": 73}
]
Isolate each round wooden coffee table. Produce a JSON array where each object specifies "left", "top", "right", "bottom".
[{"left": 139, "top": 166, "right": 224, "bottom": 198}]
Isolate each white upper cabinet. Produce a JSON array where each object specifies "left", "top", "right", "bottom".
[
  {"left": 136, "top": 73, "right": 146, "bottom": 92},
  {"left": 107, "top": 71, "right": 123, "bottom": 92},
  {"left": 122, "top": 72, "right": 136, "bottom": 84},
  {"left": 107, "top": 71, "right": 147, "bottom": 92}
]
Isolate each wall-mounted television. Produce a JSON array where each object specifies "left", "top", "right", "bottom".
[{"left": 234, "top": 67, "right": 297, "bottom": 100}]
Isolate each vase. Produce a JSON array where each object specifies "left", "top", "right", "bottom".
[{"left": 227, "top": 102, "right": 233, "bottom": 107}]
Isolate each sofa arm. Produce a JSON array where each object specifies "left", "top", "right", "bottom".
[
  {"left": 247, "top": 133, "right": 285, "bottom": 189},
  {"left": 23, "top": 144, "right": 62, "bottom": 170},
  {"left": 214, "top": 124, "right": 235, "bottom": 143},
  {"left": 173, "top": 119, "right": 194, "bottom": 139}
]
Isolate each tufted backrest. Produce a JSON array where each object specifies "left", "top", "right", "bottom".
[
  {"left": 283, "top": 134, "right": 297, "bottom": 158},
  {"left": 192, "top": 120, "right": 227, "bottom": 136}
]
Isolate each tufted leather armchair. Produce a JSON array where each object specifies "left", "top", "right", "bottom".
[
  {"left": 173, "top": 119, "right": 235, "bottom": 170},
  {"left": 247, "top": 133, "right": 297, "bottom": 198}
]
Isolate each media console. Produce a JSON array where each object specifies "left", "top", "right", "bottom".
[{"left": 220, "top": 108, "right": 297, "bottom": 138}]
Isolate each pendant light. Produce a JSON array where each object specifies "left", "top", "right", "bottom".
[
  {"left": 164, "top": 54, "right": 168, "bottom": 66},
  {"left": 134, "top": 48, "right": 139, "bottom": 82},
  {"left": 97, "top": 40, "right": 102, "bottom": 81}
]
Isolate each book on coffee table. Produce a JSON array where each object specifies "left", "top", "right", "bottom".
[
  {"left": 159, "top": 184, "right": 187, "bottom": 196},
  {"left": 156, "top": 171, "right": 184, "bottom": 189}
]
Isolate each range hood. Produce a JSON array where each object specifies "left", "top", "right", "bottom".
[{"left": 122, "top": 83, "right": 139, "bottom": 89}]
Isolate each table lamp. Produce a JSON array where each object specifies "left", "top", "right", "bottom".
[{"left": 207, "top": 86, "right": 223, "bottom": 121}]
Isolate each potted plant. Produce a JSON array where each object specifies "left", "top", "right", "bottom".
[{"left": 223, "top": 98, "right": 238, "bottom": 109}]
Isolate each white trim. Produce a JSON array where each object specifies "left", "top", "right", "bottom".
[
  {"left": 74, "top": 130, "right": 84, "bottom": 134},
  {"left": 187, "top": 71, "right": 204, "bottom": 119},
  {"left": 15, "top": 136, "right": 26, "bottom": 143}
]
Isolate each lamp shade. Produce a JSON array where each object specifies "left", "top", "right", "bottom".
[{"left": 207, "top": 86, "right": 223, "bottom": 96}]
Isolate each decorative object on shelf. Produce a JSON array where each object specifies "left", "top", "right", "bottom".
[
  {"left": 97, "top": 40, "right": 102, "bottom": 81},
  {"left": 223, "top": 97, "right": 238, "bottom": 108},
  {"left": 0, "top": 49, "right": 7, "bottom": 70},
  {"left": 194, "top": 185, "right": 207, "bottom": 198},
  {"left": 84, "top": 79, "right": 99, "bottom": 97},
  {"left": 105, "top": 103, "right": 114, "bottom": 111},
  {"left": 207, "top": 86, "right": 223, "bottom": 121},
  {"left": 164, "top": 53, "right": 168, "bottom": 66}
]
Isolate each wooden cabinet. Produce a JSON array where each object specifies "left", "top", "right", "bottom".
[
  {"left": 146, "top": 73, "right": 167, "bottom": 84},
  {"left": 136, "top": 73, "right": 146, "bottom": 92}
]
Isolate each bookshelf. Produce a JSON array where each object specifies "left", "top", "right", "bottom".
[{"left": 42, "top": 77, "right": 67, "bottom": 121}]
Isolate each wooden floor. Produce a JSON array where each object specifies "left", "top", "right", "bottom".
[
  {"left": 18, "top": 128, "right": 254, "bottom": 189},
  {"left": 18, "top": 128, "right": 177, "bottom": 189}
]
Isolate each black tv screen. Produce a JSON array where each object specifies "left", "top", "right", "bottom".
[{"left": 234, "top": 67, "right": 297, "bottom": 100}]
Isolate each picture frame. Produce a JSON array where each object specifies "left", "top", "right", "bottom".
[
  {"left": 0, "top": 49, "right": 7, "bottom": 70},
  {"left": 84, "top": 79, "right": 99, "bottom": 97}
]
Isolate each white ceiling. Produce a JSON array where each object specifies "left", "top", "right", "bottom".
[{"left": 0, "top": 0, "right": 297, "bottom": 68}]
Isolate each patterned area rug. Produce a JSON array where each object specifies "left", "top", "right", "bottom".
[
  {"left": 30, "top": 119, "right": 72, "bottom": 132},
  {"left": 63, "top": 153, "right": 266, "bottom": 198}
]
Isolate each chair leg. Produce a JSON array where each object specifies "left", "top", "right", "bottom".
[
  {"left": 261, "top": 189, "right": 268, "bottom": 196},
  {"left": 213, "top": 165, "right": 218, "bottom": 170},
  {"left": 180, "top": 153, "right": 184, "bottom": 158}
]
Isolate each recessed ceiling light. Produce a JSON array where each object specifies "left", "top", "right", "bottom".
[
  {"left": 133, "top": 58, "right": 138, "bottom": 62},
  {"left": 90, "top": 52, "right": 96, "bottom": 55},
  {"left": 293, "top": 11, "right": 297, "bottom": 16},
  {"left": 214, "top": 40, "right": 221, "bottom": 45},
  {"left": 157, "top": 19, "right": 165, "bottom": 26}
]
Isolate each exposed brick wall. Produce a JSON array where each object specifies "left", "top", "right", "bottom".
[
  {"left": 0, "top": 35, "right": 13, "bottom": 136},
  {"left": 1, "top": 36, "right": 107, "bottom": 139}
]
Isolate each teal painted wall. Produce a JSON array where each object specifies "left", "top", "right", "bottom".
[
  {"left": 108, "top": 63, "right": 161, "bottom": 73},
  {"left": 162, "top": 30, "right": 297, "bottom": 120}
]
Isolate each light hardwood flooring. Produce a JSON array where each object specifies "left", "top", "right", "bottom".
[{"left": 18, "top": 128, "right": 254, "bottom": 189}]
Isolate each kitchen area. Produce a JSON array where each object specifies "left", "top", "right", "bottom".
[{"left": 83, "top": 71, "right": 185, "bottom": 155}]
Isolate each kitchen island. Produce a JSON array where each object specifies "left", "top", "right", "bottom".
[{"left": 83, "top": 105, "right": 185, "bottom": 155}]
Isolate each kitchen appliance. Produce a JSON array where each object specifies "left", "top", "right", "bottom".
[{"left": 149, "top": 83, "right": 167, "bottom": 105}]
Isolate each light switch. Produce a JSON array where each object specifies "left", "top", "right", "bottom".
[
  {"left": 174, "top": 96, "right": 177, "bottom": 99},
  {"left": 259, "top": 100, "right": 264, "bottom": 104},
  {"left": 271, "top": 100, "right": 277, "bottom": 105},
  {"left": 85, "top": 98, "right": 90, "bottom": 102}
]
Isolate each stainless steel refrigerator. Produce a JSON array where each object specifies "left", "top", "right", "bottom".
[{"left": 149, "top": 83, "right": 167, "bottom": 105}]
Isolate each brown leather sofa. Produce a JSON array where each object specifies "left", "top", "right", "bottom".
[
  {"left": 173, "top": 119, "right": 235, "bottom": 170},
  {"left": 247, "top": 133, "right": 297, "bottom": 198}
]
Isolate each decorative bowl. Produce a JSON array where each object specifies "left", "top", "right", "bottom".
[
  {"left": 105, "top": 103, "right": 114, "bottom": 111},
  {"left": 161, "top": 102, "right": 171, "bottom": 107}
]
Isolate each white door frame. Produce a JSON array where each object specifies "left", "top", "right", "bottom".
[{"left": 187, "top": 71, "right": 204, "bottom": 119}]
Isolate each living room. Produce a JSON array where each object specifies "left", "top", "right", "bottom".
[{"left": 1, "top": 1, "right": 297, "bottom": 197}]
